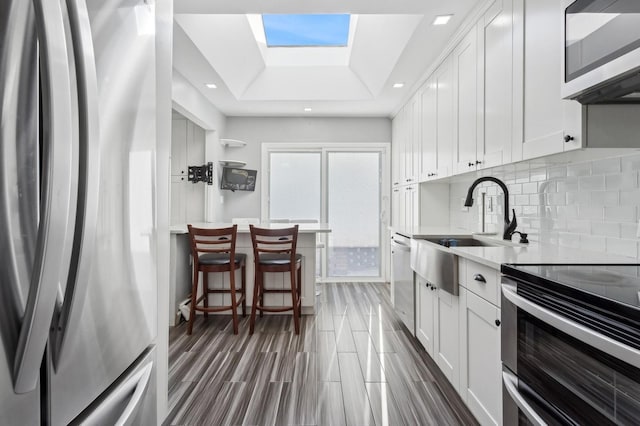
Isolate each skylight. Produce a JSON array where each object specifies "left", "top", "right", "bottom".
[{"left": 262, "top": 14, "right": 351, "bottom": 47}]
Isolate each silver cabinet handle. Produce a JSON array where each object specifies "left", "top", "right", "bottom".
[
  {"left": 51, "top": 0, "right": 102, "bottom": 368},
  {"left": 76, "top": 360, "right": 153, "bottom": 426},
  {"left": 15, "top": 0, "right": 75, "bottom": 394},
  {"left": 502, "top": 370, "right": 547, "bottom": 426},
  {"left": 502, "top": 283, "right": 640, "bottom": 370}
]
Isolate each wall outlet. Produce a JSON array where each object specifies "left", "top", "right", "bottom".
[
  {"left": 637, "top": 218, "right": 640, "bottom": 238},
  {"left": 220, "top": 195, "right": 225, "bottom": 205}
]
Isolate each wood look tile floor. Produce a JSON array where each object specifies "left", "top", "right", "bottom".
[{"left": 164, "top": 282, "right": 478, "bottom": 426}]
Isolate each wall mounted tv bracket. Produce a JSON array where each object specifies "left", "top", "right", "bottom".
[{"left": 188, "top": 162, "right": 213, "bottom": 185}]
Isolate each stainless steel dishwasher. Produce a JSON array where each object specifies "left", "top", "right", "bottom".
[{"left": 391, "top": 233, "right": 414, "bottom": 334}]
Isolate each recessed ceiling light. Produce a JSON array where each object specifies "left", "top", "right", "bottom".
[
  {"left": 304, "top": 107, "right": 313, "bottom": 112},
  {"left": 393, "top": 82, "right": 405, "bottom": 89},
  {"left": 433, "top": 14, "right": 453, "bottom": 26},
  {"left": 205, "top": 83, "right": 217, "bottom": 89}
]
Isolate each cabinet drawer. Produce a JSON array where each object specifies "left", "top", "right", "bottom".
[{"left": 464, "top": 260, "right": 500, "bottom": 307}]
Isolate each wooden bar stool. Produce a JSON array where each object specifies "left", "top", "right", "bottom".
[
  {"left": 187, "top": 224, "right": 246, "bottom": 335},
  {"left": 249, "top": 225, "right": 302, "bottom": 335}
]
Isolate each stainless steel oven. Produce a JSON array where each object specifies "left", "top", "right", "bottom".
[
  {"left": 501, "top": 264, "right": 640, "bottom": 425},
  {"left": 562, "top": 0, "right": 640, "bottom": 103}
]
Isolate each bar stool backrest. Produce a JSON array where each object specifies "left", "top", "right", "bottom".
[
  {"left": 187, "top": 224, "right": 238, "bottom": 262},
  {"left": 249, "top": 225, "right": 299, "bottom": 262}
]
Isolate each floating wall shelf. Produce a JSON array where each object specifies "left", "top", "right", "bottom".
[
  {"left": 220, "top": 138, "right": 247, "bottom": 147},
  {"left": 218, "top": 160, "right": 247, "bottom": 167}
]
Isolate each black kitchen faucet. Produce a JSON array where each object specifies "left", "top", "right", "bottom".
[{"left": 464, "top": 176, "right": 518, "bottom": 241}]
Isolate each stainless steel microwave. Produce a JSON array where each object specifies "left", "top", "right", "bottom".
[{"left": 562, "top": 0, "right": 640, "bottom": 104}]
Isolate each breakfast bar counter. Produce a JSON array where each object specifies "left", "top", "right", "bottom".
[{"left": 169, "top": 222, "right": 331, "bottom": 326}]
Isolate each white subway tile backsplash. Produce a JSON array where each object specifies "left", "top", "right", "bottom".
[
  {"left": 579, "top": 175, "right": 606, "bottom": 191},
  {"left": 509, "top": 184, "right": 522, "bottom": 194},
  {"left": 559, "top": 232, "right": 581, "bottom": 248},
  {"left": 448, "top": 153, "right": 640, "bottom": 258},
  {"left": 548, "top": 166, "right": 567, "bottom": 179},
  {"left": 579, "top": 205, "right": 604, "bottom": 220},
  {"left": 590, "top": 191, "right": 619, "bottom": 206},
  {"left": 591, "top": 157, "right": 621, "bottom": 175},
  {"left": 546, "top": 192, "right": 566, "bottom": 206},
  {"left": 567, "top": 162, "right": 591, "bottom": 177},
  {"left": 604, "top": 205, "right": 637, "bottom": 223},
  {"left": 606, "top": 238, "right": 639, "bottom": 258},
  {"left": 621, "top": 153, "right": 640, "bottom": 172},
  {"left": 568, "top": 220, "right": 591, "bottom": 234},
  {"left": 557, "top": 177, "right": 578, "bottom": 193},
  {"left": 580, "top": 234, "right": 606, "bottom": 252},
  {"left": 605, "top": 172, "right": 638, "bottom": 191},
  {"left": 619, "top": 190, "right": 640, "bottom": 206},
  {"left": 530, "top": 168, "right": 547, "bottom": 182},
  {"left": 522, "top": 182, "right": 538, "bottom": 194},
  {"left": 515, "top": 195, "right": 529, "bottom": 205},
  {"left": 591, "top": 222, "right": 621, "bottom": 238},
  {"left": 620, "top": 223, "right": 638, "bottom": 239},
  {"left": 566, "top": 192, "right": 590, "bottom": 204}
]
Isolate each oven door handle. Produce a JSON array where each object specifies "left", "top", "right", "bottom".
[
  {"left": 502, "top": 370, "right": 547, "bottom": 426},
  {"left": 502, "top": 283, "right": 640, "bottom": 370}
]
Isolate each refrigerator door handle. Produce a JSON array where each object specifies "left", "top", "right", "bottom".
[
  {"left": 72, "top": 361, "right": 153, "bottom": 426},
  {"left": 50, "top": 0, "right": 101, "bottom": 367},
  {"left": 14, "top": 0, "right": 75, "bottom": 393}
]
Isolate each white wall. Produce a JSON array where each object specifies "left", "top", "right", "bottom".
[
  {"left": 448, "top": 151, "right": 640, "bottom": 258},
  {"left": 171, "top": 71, "right": 227, "bottom": 222},
  {"left": 219, "top": 117, "right": 391, "bottom": 221}
]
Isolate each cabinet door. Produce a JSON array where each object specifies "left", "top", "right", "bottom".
[
  {"left": 391, "top": 186, "right": 402, "bottom": 228},
  {"left": 478, "top": 0, "right": 514, "bottom": 169},
  {"left": 170, "top": 175, "right": 186, "bottom": 225},
  {"left": 435, "top": 56, "right": 454, "bottom": 179},
  {"left": 420, "top": 79, "right": 438, "bottom": 180},
  {"left": 410, "top": 95, "right": 421, "bottom": 184},
  {"left": 392, "top": 114, "right": 403, "bottom": 187},
  {"left": 454, "top": 29, "right": 479, "bottom": 175},
  {"left": 403, "top": 185, "right": 416, "bottom": 229},
  {"left": 459, "top": 288, "right": 502, "bottom": 426},
  {"left": 514, "top": 0, "right": 582, "bottom": 161},
  {"left": 171, "top": 119, "right": 187, "bottom": 176},
  {"left": 434, "top": 288, "right": 460, "bottom": 392},
  {"left": 415, "top": 276, "right": 435, "bottom": 356}
]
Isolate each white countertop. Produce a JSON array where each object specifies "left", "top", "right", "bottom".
[
  {"left": 451, "top": 244, "right": 639, "bottom": 269},
  {"left": 170, "top": 222, "right": 332, "bottom": 234},
  {"left": 393, "top": 226, "right": 639, "bottom": 268}
]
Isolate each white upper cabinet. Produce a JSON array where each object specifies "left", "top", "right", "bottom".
[
  {"left": 410, "top": 95, "right": 421, "bottom": 184},
  {"left": 453, "top": 28, "right": 479, "bottom": 175},
  {"left": 478, "top": 0, "right": 514, "bottom": 169},
  {"left": 392, "top": 111, "right": 403, "bottom": 187},
  {"left": 419, "top": 78, "right": 438, "bottom": 181},
  {"left": 513, "top": 0, "right": 582, "bottom": 160},
  {"left": 435, "top": 55, "right": 454, "bottom": 179}
]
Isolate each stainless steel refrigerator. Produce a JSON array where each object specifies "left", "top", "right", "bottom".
[{"left": 1, "top": 0, "right": 158, "bottom": 424}]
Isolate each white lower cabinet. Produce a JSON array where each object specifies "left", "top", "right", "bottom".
[
  {"left": 434, "top": 288, "right": 460, "bottom": 390},
  {"left": 459, "top": 276, "right": 502, "bottom": 425},
  {"left": 415, "top": 274, "right": 460, "bottom": 393},
  {"left": 416, "top": 275, "right": 435, "bottom": 355}
]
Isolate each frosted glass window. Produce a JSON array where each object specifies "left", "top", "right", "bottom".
[
  {"left": 327, "top": 152, "right": 380, "bottom": 277},
  {"left": 269, "top": 152, "right": 321, "bottom": 222}
]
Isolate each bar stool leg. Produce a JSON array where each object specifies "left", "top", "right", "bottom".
[
  {"left": 290, "top": 268, "right": 300, "bottom": 334},
  {"left": 241, "top": 264, "right": 247, "bottom": 317},
  {"left": 259, "top": 271, "right": 264, "bottom": 318},
  {"left": 229, "top": 267, "right": 239, "bottom": 335},
  {"left": 187, "top": 265, "right": 199, "bottom": 335},
  {"left": 249, "top": 269, "right": 260, "bottom": 335},
  {"left": 202, "top": 272, "right": 209, "bottom": 319}
]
